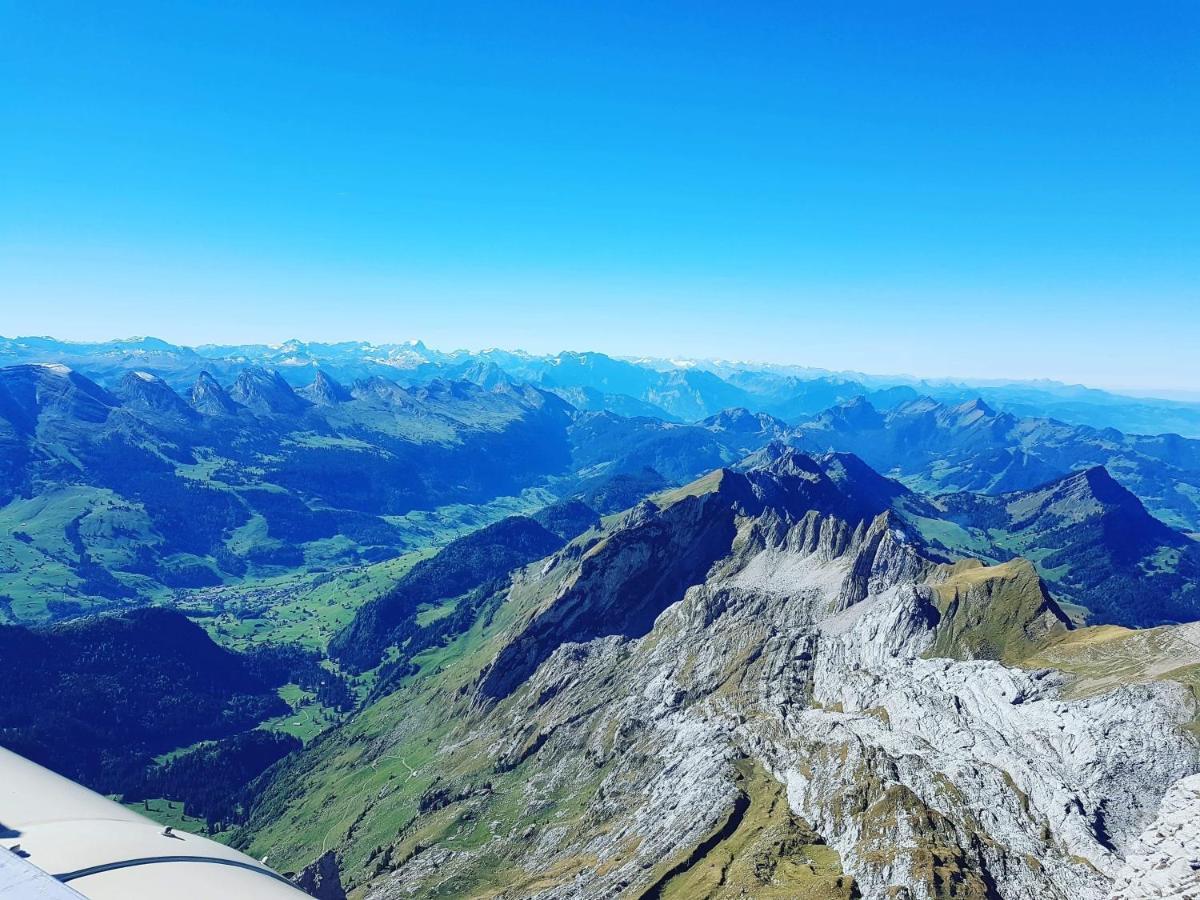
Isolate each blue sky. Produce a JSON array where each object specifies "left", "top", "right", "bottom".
[{"left": 2, "top": 1, "right": 1197, "bottom": 390}]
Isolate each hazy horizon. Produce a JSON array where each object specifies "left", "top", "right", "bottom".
[
  {"left": 5, "top": 331, "right": 1200, "bottom": 402},
  {"left": 4, "top": 3, "right": 1198, "bottom": 394}
]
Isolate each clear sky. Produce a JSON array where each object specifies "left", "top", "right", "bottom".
[{"left": 2, "top": 1, "right": 1197, "bottom": 391}]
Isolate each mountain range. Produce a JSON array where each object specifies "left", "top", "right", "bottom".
[
  {"left": 3, "top": 355, "right": 1200, "bottom": 631},
  {"left": 231, "top": 448, "right": 1200, "bottom": 898},
  {"left": 6, "top": 334, "right": 1200, "bottom": 437},
  {"left": 0, "top": 362, "right": 782, "bottom": 623},
  {"left": 1, "top": 338, "right": 1199, "bottom": 899},
  {"left": 795, "top": 396, "right": 1200, "bottom": 531}
]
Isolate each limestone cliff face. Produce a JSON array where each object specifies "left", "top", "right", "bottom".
[
  {"left": 1107, "top": 774, "right": 1200, "bottom": 899},
  {"left": 249, "top": 454, "right": 1199, "bottom": 900}
]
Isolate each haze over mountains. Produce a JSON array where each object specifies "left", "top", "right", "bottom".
[
  {"left": 2, "top": 335, "right": 1199, "bottom": 899},
  {"left": 6, "top": 334, "right": 1200, "bottom": 437},
  {"left": 3, "top": 336, "right": 1200, "bottom": 629}
]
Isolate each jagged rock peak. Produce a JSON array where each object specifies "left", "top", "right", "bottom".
[
  {"left": 952, "top": 396, "right": 996, "bottom": 418},
  {"left": 189, "top": 370, "right": 240, "bottom": 416},
  {"left": 228, "top": 366, "right": 308, "bottom": 414},
  {"left": 415, "top": 377, "right": 484, "bottom": 402},
  {"left": 733, "top": 439, "right": 795, "bottom": 471},
  {"left": 818, "top": 450, "right": 913, "bottom": 506},
  {"left": 1017, "top": 464, "right": 1149, "bottom": 520},
  {"left": 838, "top": 394, "right": 882, "bottom": 416},
  {"left": 301, "top": 370, "right": 352, "bottom": 405},
  {"left": 815, "top": 395, "right": 886, "bottom": 430},
  {"left": 736, "top": 446, "right": 913, "bottom": 527},
  {"left": 0, "top": 363, "right": 116, "bottom": 430},
  {"left": 702, "top": 407, "right": 787, "bottom": 434},
  {"left": 818, "top": 449, "right": 891, "bottom": 483},
  {"left": 459, "top": 360, "right": 515, "bottom": 390},
  {"left": 753, "top": 444, "right": 825, "bottom": 479},
  {"left": 1072, "top": 464, "right": 1138, "bottom": 504},
  {"left": 894, "top": 394, "right": 942, "bottom": 415},
  {"left": 350, "top": 375, "right": 410, "bottom": 404},
  {"left": 115, "top": 370, "right": 195, "bottom": 420}
]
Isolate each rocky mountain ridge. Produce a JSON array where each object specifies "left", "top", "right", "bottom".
[
  {"left": 796, "top": 395, "right": 1200, "bottom": 532},
  {"left": 237, "top": 450, "right": 1200, "bottom": 899}
]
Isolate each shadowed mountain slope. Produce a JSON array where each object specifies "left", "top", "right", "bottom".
[
  {"left": 929, "top": 466, "right": 1200, "bottom": 626},
  {"left": 0, "top": 608, "right": 286, "bottom": 790},
  {"left": 797, "top": 395, "right": 1200, "bottom": 531}
]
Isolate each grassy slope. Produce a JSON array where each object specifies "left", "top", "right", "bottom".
[
  {"left": 21, "top": 451, "right": 1184, "bottom": 894},
  {"left": 0, "top": 486, "right": 157, "bottom": 620},
  {"left": 1021, "top": 620, "right": 1200, "bottom": 701},
  {"left": 236, "top": 546, "right": 588, "bottom": 889},
  {"left": 927, "top": 559, "right": 1071, "bottom": 664},
  {"left": 70, "top": 486, "right": 557, "bottom": 850},
  {"left": 650, "top": 469, "right": 728, "bottom": 509},
  {"left": 0, "top": 413, "right": 558, "bottom": 625},
  {"left": 928, "top": 559, "right": 1200, "bottom": 724},
  {"left": 178, "top": 550, "right": 434, "bottom": 654},
  {"left": 120, "top": 797, "right": 208, "bottom": 833},
  {"left": 384, "top": 487, "right": 557, "bottom": 547},
  {"left": 260, "top": 684, "right": 342, "bottom": 743},
  {"left": 174, "top": 486, "right": 556, "bottom": 656},
  {"left": 90, "top": 495, "right": 557, "bottom": 842},
  {"left": 651, "top": 759, "right": 855, "bottom": 900},
  {"left": 236, "top": 489, "right": 850, "bottom": 896}
]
